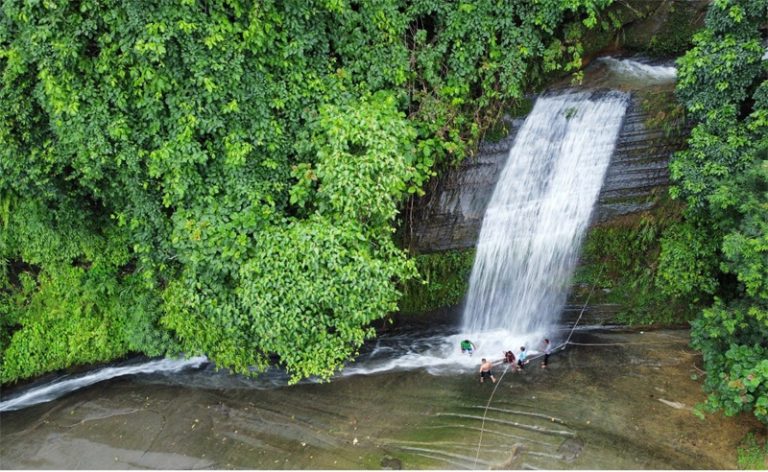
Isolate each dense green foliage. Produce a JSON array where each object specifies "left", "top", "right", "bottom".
[
  {"left": 399, "top": 249, "right": 475, "bottom": 314},
  {"left": 656, "top": 0, "right": 768, "bottom": 423},
  {"left": 574, "top": 192, "right": 697, "bottom": 325},
  {"left": 0, "top": 0, "right": 612, "bottom": 383}
]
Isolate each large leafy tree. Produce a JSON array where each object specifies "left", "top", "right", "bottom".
[
  {"left": 1, "top": 0, "right": 609, "bottom": 383},
  {"left": 658, "top": 0, "right": 768, "bottom": 423}
]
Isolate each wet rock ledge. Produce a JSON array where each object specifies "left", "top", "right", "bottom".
[{"left": 406, "top": 92, "right": 689, "bottom": 253}]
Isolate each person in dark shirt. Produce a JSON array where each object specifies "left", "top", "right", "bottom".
[
  {"left": 541, "top": 338, "right": 551, "bottom": 368},
  {"left": 504, "top": 350, "right": 516, "bottom": 364}
]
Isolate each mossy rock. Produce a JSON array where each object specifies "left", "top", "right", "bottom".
[
  {"left": 483, "top": 98, "right": 533, "bottom": 143},
  {"left": 619, "top": 0, "right": 709, "bottom": 57},
  {"left": 579, "top": 0, "right": 663, "bottom": 59},
  {"left": 399, "top": 249, "right": 475, "bottom": 315},
  {"left": 571, "top": 191, "right": 699, "bottom": 326}
]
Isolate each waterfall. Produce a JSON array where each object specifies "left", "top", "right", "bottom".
[{"left": 462, "top": 91, "right": 629, "bottom": 338}]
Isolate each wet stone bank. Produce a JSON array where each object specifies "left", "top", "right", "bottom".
[{"left": 0, "top": 328, "right": 759, "bottom": 469}]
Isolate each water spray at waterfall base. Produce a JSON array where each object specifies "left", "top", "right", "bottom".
[{"left": 459, "top": 90, "right": 629, "bottom": 354}]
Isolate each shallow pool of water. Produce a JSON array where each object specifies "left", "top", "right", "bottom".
[{"left": 0, "top": 327, "right": 758, "bottom": 469}]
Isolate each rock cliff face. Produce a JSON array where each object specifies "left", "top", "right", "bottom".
[
  {"left": 406, "top": 92, "right": 688, "bottom": 253},
  {"left": 593, "top": 94, "right": 686, "bottom": 223},
  {"left": 404, "top": 0, "right": 710, "bottom": 255},
  {"left": 405, "top": 119, "right": 523, "bottom": 253}
]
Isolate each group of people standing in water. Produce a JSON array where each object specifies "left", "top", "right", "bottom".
[{"left": 463, "top": 338, "right": 551, "bottom": 384}]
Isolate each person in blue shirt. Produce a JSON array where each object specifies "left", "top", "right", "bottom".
[{"left": 517, "top": 346, "right": 528, "bottom": 370}]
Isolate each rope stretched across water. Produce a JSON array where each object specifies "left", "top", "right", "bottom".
[
  {"left": 560, "top": 263, "right": 605, "bottom": 350},
  {"left": 472, "top": 362, "right": 511, "bottom": 467},
  {"left": 471, "top": 264, "right": 605, "bottom": 468}
]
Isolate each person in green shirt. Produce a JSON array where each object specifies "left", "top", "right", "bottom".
[{"left": 460, "top": 339, "right": 476, "bottom": 355}]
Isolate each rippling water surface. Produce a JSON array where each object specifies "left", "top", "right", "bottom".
[{"left": 0, "top": 320, "right": 758, "bottom": 469}]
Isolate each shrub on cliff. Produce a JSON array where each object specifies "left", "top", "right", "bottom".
[{"left": 658, "top": 0, "right": 768, "bottom": 424}]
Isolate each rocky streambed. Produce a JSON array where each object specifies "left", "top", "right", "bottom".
[{"left": 0, "top": 328, "right": 759, "bottom": 469}]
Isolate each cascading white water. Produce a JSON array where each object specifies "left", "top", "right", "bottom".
[
  {"left": 596, "top": 57, "right": 677, "bottom": 83},
  {"left": 462, "top": 91, "right": 629, "bottom": 339},
  {"left": 0, "top": 356, "right": 207, "bottom": 412}
]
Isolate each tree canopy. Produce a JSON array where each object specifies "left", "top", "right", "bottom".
[
  {"left": 658, "top": 0, "right": 768, "bottom": 423},
  {"left": 0, "top": 0, "right": 610, "bottom": 383}
]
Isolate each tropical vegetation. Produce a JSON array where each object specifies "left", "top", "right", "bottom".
[
  {"left": 0, "top": 0, "right": 611, "bottom": 383},
  {"left": 2, "top": 0, "right": 766, "bottom": 434},
  {"left": 657, "top": 0, "right": 768, "bottom": 424}
]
